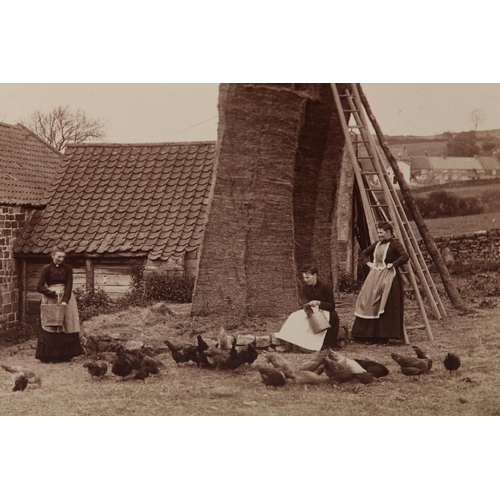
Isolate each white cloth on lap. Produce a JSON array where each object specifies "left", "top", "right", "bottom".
[{"left": 276, "top": 308, "right": 330, "bottom": 351}]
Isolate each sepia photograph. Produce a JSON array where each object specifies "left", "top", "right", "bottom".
[
  {"left": 1, "top": 4, "right": 498, "bottom": 499},
  {"left": 1, "top": 82, "right": 499, "bottom": 417}
]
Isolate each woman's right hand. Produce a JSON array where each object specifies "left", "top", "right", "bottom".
[{"left": 367, "top": 262, "right": 374, "bottom": 269}]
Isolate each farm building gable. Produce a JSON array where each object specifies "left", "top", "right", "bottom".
[{"left": 14, "top": 141, "right": 217, "bottom": 260}]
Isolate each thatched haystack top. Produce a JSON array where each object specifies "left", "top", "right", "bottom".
[
  {"left": 14, "top": 141, "right": 216, "bottom": 259},
  {"left": 0, "top": 122, "right": 62, "bottom": 206}
]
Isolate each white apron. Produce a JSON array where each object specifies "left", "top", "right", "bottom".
[{"left": 276, "top": 307, "right": 330, "bottom": 351}]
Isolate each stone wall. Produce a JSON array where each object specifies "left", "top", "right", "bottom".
[
  {"left": 0, "top": 205, "right": 31, "bottom": 331},
  {"left": 419, "top": 229, "right": 500, "bottom": 264}
]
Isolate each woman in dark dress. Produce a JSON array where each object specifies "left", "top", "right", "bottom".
[
  {"left": 35, "top": 246, "right": 84, "bottom": 363},
  {"left": 351, "top": 222, "right": 409, "bottom": 344}
]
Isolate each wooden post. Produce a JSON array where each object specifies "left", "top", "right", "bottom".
[
  {"left": 85, "top": 259, "right": 94, "bottom": 295},
  {"left": 357, "top": 83, "right": 468, "bottom": 312},
  {"left": 19, "top": 259, "right": 27, "bottom": 323}
]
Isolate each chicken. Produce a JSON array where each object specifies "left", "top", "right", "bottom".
[
  {"left": 412, "top": 345, "right": 433, "bottom": 371},
  {"left": 239, "top": 337, "right": 258, "bottom": 366},
  {"left": 354, "top": 359, "right": 390, "bottom": 378},
  {"left": 83, "top": 361, "right": 108, "bottom": 379},
  {"left": 324, "top": 369, "right": 376, "bottom": 385},
  {"left": 326, "top": 351, "right": 366, "bottom": 374},
  {"left": 391, "top": 353, "right": 432, "bottom": 377},
  {"left": 298, "top": 351, "right": 327, "bottom": 373},
  {"left": 294, "top": 370, "right": 323, "bottom": 385},
  {"left": 324, "top": 370, "right": 359, "bottom": 385},
  {"left": 164, "top": 339, "right": 192, "bottom": 365},
  {"left": 204, "top": 345, "right": 230, "bottom": 368},
  {"left": 1, "top": 364, "right": 42, "bottom": 387},
  {"left": 137, "top": 352, "right": 163, "bottom": 375},
  {"left": 222, "top": 338, "right": 247, "bottom": 370},
  {"left": 265, "top": 353, "right": 295, "bottom": 379},
  {"left": 258, "top": 367, "right": 286, "bottom": 387},
  {"left": 443, "top": 353, "right": 461, "bottom": 375},
  {"left": 13, "top": 375, "right": 28, "bottom": 392},
  {"left": 218, "top": 327, "right": 231, "bottom": 351},
  {"left": 134, "top": 366, "right": 151, "bottom": 383},
  {"left": 193, "top": 334, "right": 210, "bottom": 367},
  {"left": 111, "top": 350, "right": 134, "bottom": 380}
]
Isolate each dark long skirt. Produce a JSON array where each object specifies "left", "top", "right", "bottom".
[
  {"left": 351, "top": 272, "right": 404, "bottom": 341},
  {"left": 35, "top": 312, "right": 84, "bottom": 363}
]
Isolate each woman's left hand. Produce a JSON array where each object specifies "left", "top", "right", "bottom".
[
  {"left": 386, "top": 263, "right": 394, "bottom": 269},
  {"left": 60, "top": 301, "right": 67, "bottom": 306},
  {"left": 308, "top": 301, "right": 321, "bottom": 307}
]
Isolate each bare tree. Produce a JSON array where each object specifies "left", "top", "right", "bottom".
[
  {"left": 470, "top": 108, "right": 487, "bottom": 136},
  {"left": 21, "top": 106, "right": 107, "bottom": 151}
]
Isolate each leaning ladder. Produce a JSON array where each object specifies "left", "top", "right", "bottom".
[{"left": 331, "top": 83, "right": 447, "bottom": 343}]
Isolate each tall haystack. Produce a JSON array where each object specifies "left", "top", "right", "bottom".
[{"left": 191, "top": 84, "right": 349, "bottom": 317}]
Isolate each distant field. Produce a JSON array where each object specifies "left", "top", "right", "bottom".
[
  {"left": 403, "top": 142, "right": 447, "bottom": 156},
  {"left": 410, "top": 210, "right": 500, "bottom": 237}
]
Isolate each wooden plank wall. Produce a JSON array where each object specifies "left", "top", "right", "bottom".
[{"left": 25, "top": 258, "right": 143, "bottom": 323}]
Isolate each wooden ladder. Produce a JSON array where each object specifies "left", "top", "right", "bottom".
[{"left": 331, "top": 83, "right": 447, "bottom": 343}]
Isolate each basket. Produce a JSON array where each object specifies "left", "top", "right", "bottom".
[
  {"left": 41, "top": 303, "right": 67, "bottom": 327},
  {"left": 304, "top": 304, "right": 331, "bottom": 334}
]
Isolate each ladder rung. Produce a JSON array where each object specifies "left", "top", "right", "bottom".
[
  {"left": 356, "top": 156, "right": 374, "bottom": 160},
  {"left": 405, "top": 324, "right": 426, "bottom": 330},
  {"left": 348, "top": 125, "right": 366, "bottom": 129},
  {"left": 370, "top": 204, "right": 388, "bottom": 208}
]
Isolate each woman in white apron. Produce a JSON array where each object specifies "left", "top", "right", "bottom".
[
  {"left": 352, "top": 222, "right": 409, "bottom": 344},
  {"left": 35, "top": 246, "right": 83, "bottom": 362}
]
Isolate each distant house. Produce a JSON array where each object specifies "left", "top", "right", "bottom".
[
  {"left": 14, "top": 141, "right": 216, "bottom": 323},
  {"left": 410, "top": 155, "right": 500, "bottom": 185},
  {"left": 0, "top": 122, "right": 62, "bottom": 330}
]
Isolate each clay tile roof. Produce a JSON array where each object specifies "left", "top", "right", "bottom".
[
  {"left": 0, "top": 122, "right": 63, "bottom": 206},
  {"left": 14, "top": 141, "right": 217, "bottom": 260}
]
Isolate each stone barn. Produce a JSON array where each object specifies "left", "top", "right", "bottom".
[
  {"left": 0, "top": 122, "right": 63, "bottom": 331},
  {"left": 14, "top": 141, "right": 216, "bottom": 324},
  {"left": 191, "top": 83, "right": 356, "bottom": 318}
]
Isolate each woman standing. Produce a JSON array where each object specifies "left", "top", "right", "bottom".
[
  {"left": 36, "top": 246, "right": 84, "bottom": 362},
  {"left": 352, "top": 222, "right": 409, "bottom": 344}
]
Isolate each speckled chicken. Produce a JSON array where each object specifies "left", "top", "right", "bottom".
[
  {"left": 1, "top": 364, "right": 42, "bottom": 387},
  {"left": 265, "top": 353, "right": 295, "bottom": 379},
  {"left": 443, "top": 353, "right": 461, "bottom": 375},
  {"left": 258, "top": 367, "right": 286, "bottom": 387},
  {"left": 83, "top": 361, "right": 108, "bottom": 379}
]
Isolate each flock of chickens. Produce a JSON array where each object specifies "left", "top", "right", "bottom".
[
  {"left": 256, "top": 345, "right": 461, "bottom": 387},
  {"left": 1, "top": 326, "right": 462, "bottom": 392}
]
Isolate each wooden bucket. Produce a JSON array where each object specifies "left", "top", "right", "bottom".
[
  {"left": 41, "top": 303, "right": 67, "bottom": 327},
  {"left": 303, "top": 304, "right": 331, "bottom": 334}
]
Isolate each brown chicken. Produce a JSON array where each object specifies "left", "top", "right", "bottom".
[
  {"left": 391, "top": 353, "right": 432, "bottom": 377},
  {"left": 258, "top": 367, "right": 287, "bottom": 387},
  {"left": 2, "top": 364, "right": 42, "bottom": 387}
]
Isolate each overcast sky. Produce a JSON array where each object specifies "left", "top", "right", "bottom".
[{"left": 1, "top": 83, "right": 500, "bottom": 144}]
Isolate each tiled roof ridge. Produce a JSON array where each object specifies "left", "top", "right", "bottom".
[{"left": 65, "top": 140, "right": 217, "bottom": 148}]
